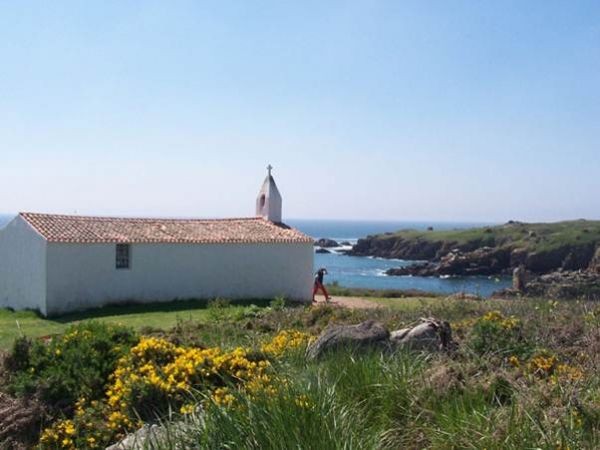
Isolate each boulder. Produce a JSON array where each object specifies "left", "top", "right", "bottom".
[
  {"left": 512, "top": 265, "right": 526, "bottom": 291},
  {"left": 105, "top": 421, "right": 197, "bottom": 450},
  {"left": 390, "top": 318, "right": 454, "bottom": 352},
  {"left": 306, "top": 320, "right": 390, "bottom": 360},
  {"left": 106, "top": 425, "right": 163, "bottom": 450},
  {"left": 315, "top": 248, "right": 331, "bottom": 254},
  {"left": 315, "top": 238, "right": 339, "bottom": 248},
  {"left": 306, "top": 318, "right": 455, "bottom": 359}
]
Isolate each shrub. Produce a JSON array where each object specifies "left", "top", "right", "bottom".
[
  {"left": 270, "top": 296, "right": 286, "bottom": 311},
  {"left": 6, "top": 322, "right": 138, "bottom": 411},
  {"left": 468, "top": 310, "right": 532, "bottom": 357}
]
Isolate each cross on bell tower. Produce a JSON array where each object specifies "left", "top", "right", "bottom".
[{"left": 256, "top": 164, "right": 282, "bottom": 222}]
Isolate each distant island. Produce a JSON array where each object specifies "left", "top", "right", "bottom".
[{"left": 348, "top": 220, "right": 600, "bottom": 299}]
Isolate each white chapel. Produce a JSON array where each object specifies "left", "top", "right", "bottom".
[{"left": 0, "top": 168, "right": 314, "bottom": 316}]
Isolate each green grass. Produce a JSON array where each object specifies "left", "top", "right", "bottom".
[
  {"left": 0, "top": 299, "right": 272, "bottom": 351},
  {"left": 5, "top": 295, "right": 600, "bottom": 448},
  {"left": 377, "top": 219, "right": 600, "bottom": 252}
]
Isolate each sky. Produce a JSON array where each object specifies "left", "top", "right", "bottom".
[{"left": 0, "top": 1, "right": 599, "bottom": 222}]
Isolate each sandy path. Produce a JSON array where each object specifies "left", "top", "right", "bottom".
[{"left": 312, "top": 296, "right": 384, "bottom": 310}]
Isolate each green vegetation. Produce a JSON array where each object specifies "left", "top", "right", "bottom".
[
  {"left": 0, "top": 299, "right": 272, "bottom": 351},
  {"left": 2, "top": 297, "right": 600, "bottom": 448},
  {"left": 382, "top": 219, "right": 600, "bottom": 252}
]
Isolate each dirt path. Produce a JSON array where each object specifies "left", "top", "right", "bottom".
[{"left": 312, "top": 296, "right": 383, "bottom": 310}]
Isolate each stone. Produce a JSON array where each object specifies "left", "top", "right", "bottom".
[
  {"left": 315, "top": 248, "right": 331, "bottom": 254},
  {"left": 390, "top": 318, "right": 454, "bottom": 352},
  {"left": 512, "top": 265, "right": 526, "bottom": 291},
  {"left": 106, "top": 425, "right": 163, "bottom": 450},
  {"left": 306, "top": 320, "right": 390, "bottom": 360},
  {"left": 315, "top": 238, "right": 339, "bottom": 248}
]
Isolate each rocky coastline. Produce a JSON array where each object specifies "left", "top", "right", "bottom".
[{"left": 348, "top": 220, "right": 600, "bottom": 299}]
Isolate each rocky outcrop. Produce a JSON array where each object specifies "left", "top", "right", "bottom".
[
  {"left": 494, "top": 270, "right": 600, "bottom": 300},
  {"left": 351, "top": 221, "right": 600, "bottom": 277},
  {"left": 387, "top": 247, "right": 512, "bottom": 277},
  {"left": 385, "top": 244, "right": 598, "bottom": 278},
  {"left": 350, "top": 236, "right": 449, "bottom": 260},
  {"left": 589, "top": 247, "right": 600, "bottom": 273},
  {"left": 315, "top": 238, "right": 339, "bottom": 248},
  {"left": 306, "top": 319, "right": 455, "bottom": 359},
  {"left": 315, "top": 248, "right": 331, "bottom": 254}
]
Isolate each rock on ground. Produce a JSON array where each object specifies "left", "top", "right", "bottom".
[
  {"left": 390, "top": 318, "right": 454, "bottom": 352},
  {"left": 306, "top": 320, "right": 390, "bottom": 360},
  {"left": 306, "top": 318, "right": 455, "bottom": 359}
]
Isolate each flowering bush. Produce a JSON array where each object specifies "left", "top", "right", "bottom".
[
  {"left": 39, "top": 331, "right": 313, "bottom": 449},
  {"left": 469, "top": 310, "right": 529, "bottom": 357},
  {"left": 526, "top": 352, "right": 584, "bottom": 383},
  {"left": 6, "top": 322, "right": 137, "bottom": 409},
  {"left": 261, "top": 329, "right": 314, "bottom": 357}
]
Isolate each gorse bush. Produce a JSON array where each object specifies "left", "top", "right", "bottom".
[
  {"left": 38, "top": 330, "right": 310, "bottom": 449},
  {"left": 3, "top": 298, "right": 600, "bottom": 449},
  {"left": 468, "top": 310, "right": 532, "bottom": 357},
  {"left": 6, "top": 322, "right": 138, "bottom": 410}
]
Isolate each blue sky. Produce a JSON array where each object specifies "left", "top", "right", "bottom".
[{"left": 1, "top": 1, "right": 599, "bottom": 221}]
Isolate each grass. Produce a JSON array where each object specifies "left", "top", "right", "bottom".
[
  {"left": 0, "top": 298, "right": 272, "bottom": 351},
  {"left": 375, "top": 219, "right": 600, "bottom": 252},
  {"left": 4, "top": 295, "right": 600, "bottom": 448}
]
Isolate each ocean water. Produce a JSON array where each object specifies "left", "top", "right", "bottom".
[
  {"left": 287, "top": 219, "right": 510, "bottom": 297},
  {"left": 0, "top": 215, "right": 510, "bottom": 296}
]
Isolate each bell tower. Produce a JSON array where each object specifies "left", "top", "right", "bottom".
[{"left": 256, "top": 164, "right": 282, "bottom": 223}]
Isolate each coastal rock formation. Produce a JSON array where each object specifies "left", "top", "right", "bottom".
[
  {"left": 357, "top": 221, "right": 600, "bottom": 277},
  {"left": 315, "top": 248, "right": 331, "bottom": 254},
  {"left": 589, "top": 247, "right": 600, "bottom": 273},
  {"left": 315, "top": 238, "right": 339, "bottom": 248},
  {"left": 387, "top": 247, "right": 511, "bottom": 277},
  {"left": 493, "top": 270, "right": 600, "bottom": 300}
]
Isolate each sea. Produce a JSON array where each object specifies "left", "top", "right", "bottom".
[
  {"left": 287, "top": 219, "right": 511, "bottom": 297},
  {"left": 0, "top": 215, "right": 510, "bottom": 297}
]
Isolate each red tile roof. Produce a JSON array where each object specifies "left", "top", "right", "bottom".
[{"left": 19, "top": 213, "right": 313, "bottom": 244}]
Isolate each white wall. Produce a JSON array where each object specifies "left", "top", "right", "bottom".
[
  {"left": 0, "top": 216, "right": 47, "bottom": 315},
  {"left": 46, "top": 242, "right": 313, "bottom": 315}
]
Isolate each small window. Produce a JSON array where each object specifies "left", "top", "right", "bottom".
[
  {"left": 259, "top": 194, "right": 266, "bottom": 208},
  {"left": 116, "top": 244, "right": 130, "bottom": 269}
]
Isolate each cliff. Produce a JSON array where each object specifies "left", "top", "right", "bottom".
[{"left": 348, "top": 220, "right": 600, "bottom": 276}]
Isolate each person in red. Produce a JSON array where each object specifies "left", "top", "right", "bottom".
[{"left": 312, "top": 267, "right": 332, "bottom": 303}]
